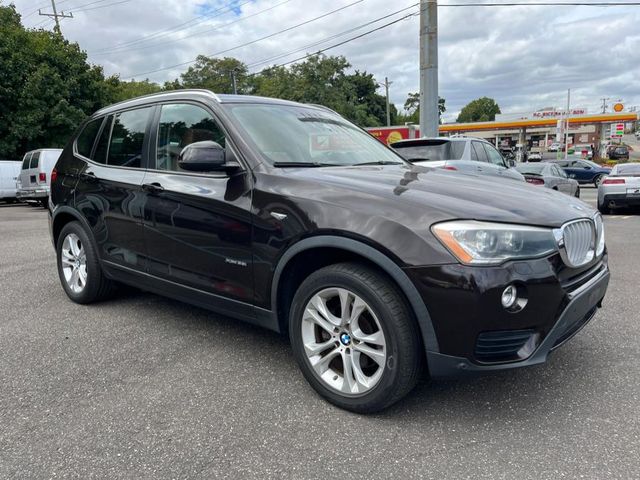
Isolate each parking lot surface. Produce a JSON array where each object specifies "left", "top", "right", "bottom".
[{"left": 0, "top": 199, "right": 639, "bottom": 479}]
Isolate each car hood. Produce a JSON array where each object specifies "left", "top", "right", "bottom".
[{"left": 279, "top": 164, "right": 595, "bottom": 228}]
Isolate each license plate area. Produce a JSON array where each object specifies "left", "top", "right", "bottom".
[{"left": 626, "top": 187, "right": 640, "bottom": 196}]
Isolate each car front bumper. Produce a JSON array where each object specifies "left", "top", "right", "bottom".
[{"left": 404, "top": 254, "right": 609, "bottom": 377}]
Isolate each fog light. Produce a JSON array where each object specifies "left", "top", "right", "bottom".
[{"left": 501, "top": 285, "right": 518, "bottom": 309}]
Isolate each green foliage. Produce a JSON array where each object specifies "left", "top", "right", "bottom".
[
  {"left": 179, "top": 56, "right": 248, "bottom": 93},
  {"left": 456, "top": 96, "right": 501, "bottom": 123},
  {"left": 397, "top": 92, "right": 446, "bottom": 124},
  {"left": 0, "top": 5, "right": 111, "bottom": 158},
  {"left": 104, "top": 76, "right": 162, "bottom": 102}
]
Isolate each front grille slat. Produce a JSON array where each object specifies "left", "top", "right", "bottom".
[{"left": 562, "top": 219, "right": 595, "bottom": 267}]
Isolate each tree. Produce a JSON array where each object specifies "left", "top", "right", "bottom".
[
  {"left": 249, "top": 55, "right": 391, "bottom": 127},
  {"left": 0, "top": 5, "right": 110, "bottom": 158},
  {"left": 456, "top": 97, "right": 501, "bottom": 123},
  {"left": 104, "top": 76, "right": 162, "bottom": 103},
  {"left": 177, "top": 56, "right": 248, "bottom": 94},
  {"left": 398, "top": 92, "right": 446, "bottom": 124}
]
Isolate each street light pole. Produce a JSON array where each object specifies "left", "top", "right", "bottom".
[
  {"left": 564, "top": 89, "right": 571, "bottom": 161},
  {"left": 419, "top": 0, "right": 439, "bottom": 138}
]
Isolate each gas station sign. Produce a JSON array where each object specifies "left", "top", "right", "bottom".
[{"left": 610, "top": 123, "right": 624, "bottom": 137}]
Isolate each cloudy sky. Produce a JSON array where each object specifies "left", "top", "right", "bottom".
[{"left": 13, "top": 0, "right": 640, "bottom": 122}]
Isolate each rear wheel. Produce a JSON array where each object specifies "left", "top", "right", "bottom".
[
  {"left": 56, "top": 222, "right": 116, "bottom": 304},
  {"left": 594, "top": 174, "right": 604, "bottom": 187},
  {"left": 289, "top": 262, "right": 422, "bottom": 413}
]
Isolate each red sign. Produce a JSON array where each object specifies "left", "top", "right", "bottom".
[{"left": 366, "top": 127, "right": 419, "bottom": 145}]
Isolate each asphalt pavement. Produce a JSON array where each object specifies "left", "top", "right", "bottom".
[{"left": 0, "top": 199, "right": 639, "bottom": 479}]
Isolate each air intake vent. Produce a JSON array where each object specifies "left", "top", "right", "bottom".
[{"left": 475, "top": 329, "right": 537, "bottom": 363}]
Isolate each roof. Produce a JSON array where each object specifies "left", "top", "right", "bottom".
[{"left": 94, "top": 89, "right": 314, "bottom": 117}]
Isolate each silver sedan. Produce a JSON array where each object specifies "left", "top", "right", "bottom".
[
  {"left": 515, "top": 162, "right": 580, "bottom": 197},
  {"left": 597, "top": 162, "right": 640, "bottom": 214}
]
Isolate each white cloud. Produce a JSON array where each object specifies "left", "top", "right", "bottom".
[{"left": 14, "top": 0, "right": 640, "bottom": 122}]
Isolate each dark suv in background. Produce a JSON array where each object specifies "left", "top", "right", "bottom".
[{"left": 49, "top": 90, "right": 609, "bottom": 412}]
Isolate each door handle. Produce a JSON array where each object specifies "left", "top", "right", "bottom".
[{"left": 142, "top": 182, "right": 164, "bottom": 193}]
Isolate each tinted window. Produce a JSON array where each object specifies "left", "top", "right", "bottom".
[
  {"left": 483, "top": 144, "right": 505, "bottom": 166},
  {"left": 29, "top": 151, "right": 40, "bottom": 168},
  {"left": 392, "top": 140, "right": 465, "bottom": 162},
  {"left": 93, "top": 115, "right": 113, "bottom": 164},
  {"left": 76, "top": 118, "right": 104, "bottom": 158},
  {"left": 616, "top": 164, "right": 640, "bottom": 176},
  {"left": 21, "top": 153, "right": 32, "bottom": 169},
  {"left": 156, "top": 104, "right": 225, "bottom": 171},
  {"left": 107, "top": 107, "right": 151, "bottom": 168},
  {"left": 472, "top": 142, "right": 488, "bottom": 162}
]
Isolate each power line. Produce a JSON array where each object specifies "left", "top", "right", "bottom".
[
  {"left": 245, "top": 4, "right": 419, "bottom": 69},
  {"left": 246, "top": 11, "right": 419, "bottom": 76},
  {"left": 124, "top": 0, "right": 364, "bottom": 79},
  {"left": 91, "top": 0, "right": 255, "bottom": 53},
  {"left": 90, "top": 0, "right": 294, "bottom": 56},
  {"left": 73, "top": 0, "right": 131, "bottom": 13}
]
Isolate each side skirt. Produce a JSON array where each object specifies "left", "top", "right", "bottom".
[{"left": 103, "top": 261, "right": 278, "bottom": 332}]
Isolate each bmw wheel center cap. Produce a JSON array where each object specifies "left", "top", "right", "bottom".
[{"left": 340, "top": 333, "right": 352, "bottom": 346}]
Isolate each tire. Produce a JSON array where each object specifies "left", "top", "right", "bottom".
[
  {"left": 56, "top": 221, "right": 117, "bottom": 304},
  {"left": 594, "top": 174, "right": 604, "bottom": 187},
  {"left": 574, "top": 186, "right": 580, "bottom": 198},
  {"left": 289, "top": 262, "right": 422, "bottom": 413}
]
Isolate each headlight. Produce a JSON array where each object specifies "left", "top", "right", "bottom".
[
  {"left": 432, "top": 221, "right": 557, "bottom": 265},
  {"left": 594, "top": 213, "right": 605, "bottom": 256}
]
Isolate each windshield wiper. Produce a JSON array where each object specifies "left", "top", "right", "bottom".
[
  {"left": 273, "top": 161, "right": 341, "bottom": 168},
  {"left": 355, "top": 161, "right": 403, "bottom": 166}
]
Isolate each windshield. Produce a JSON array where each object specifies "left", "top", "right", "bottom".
[
  {"left": 516, "top": 163, "right": 546, "bottom": 174},
  {"left": 614, "top": 164, "right": 640, "bottom": 176},
  {"left": 391, "top": 140, "right": 465, "bottom": 162},
  {"left": 224, "top": 104, "right": 405, "bottom": 167}
]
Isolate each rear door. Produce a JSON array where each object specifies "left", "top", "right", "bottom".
[
  {"left": 19, "top": 153, "right": 32, "bottom": 190},
  {"left": 140, "top": 102, "right": 254, "bottom": 307},
  {"left": 74, "top": 107, "right": 152, "bottom": 272},
  {"left": 21, "top": 151, "right": 40, "bottom": 190}
]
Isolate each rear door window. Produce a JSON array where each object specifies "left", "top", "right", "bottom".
[
  {"left": 76, "top": 118, "right": 104, "bottom": 159},
  {"left": 21, "top": 153, "right": 32, "bottom": 169},
  {"left": 483, "top": 144, "right": 505, "bottom": 166},
  {"left": 93, "top": 115, "right": 114, "bottom": 164},
  {"left": 106, "top": 107, "right": 152, "bottom": 168},
  {"left": 29, "top": 151, "right": 40, "bottom": 168}
]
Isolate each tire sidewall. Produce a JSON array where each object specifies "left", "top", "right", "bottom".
[
  {"left": 289, "top": 268, "right": 415, "bottom": 412},
  {"left": 56, "top": 222, "right": 100, "bottom": 304}
]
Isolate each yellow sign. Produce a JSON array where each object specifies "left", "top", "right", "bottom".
[
  {"left": 387, "top": 131, "right": 403, "bottom": 145},
  {"left": 613, "top": 103, "right": 624, "bottom": 112}
]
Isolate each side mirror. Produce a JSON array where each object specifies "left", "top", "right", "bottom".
[
  {"left": 178, "top": 141, "right": 241, "bottom": 173},
  {"left": 507, "top": 159, "right": 516, "bottom": 168}
]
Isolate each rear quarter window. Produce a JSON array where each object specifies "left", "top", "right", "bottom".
[
  {"left": 76, "top": 118, "right": 104, "bottom": 159},
  {"left": 21, "top": 153, "right": 32, "bottom": 169}
]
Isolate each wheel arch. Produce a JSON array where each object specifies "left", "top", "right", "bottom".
[
  {"left": 51, "top": 206, "right": 96, "bottom": 251},
  {"left": 271, "top": 236, "right": 439, "bottom": 352}
]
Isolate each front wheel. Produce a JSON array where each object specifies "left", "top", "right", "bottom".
[
  {"left": 289, "top": 262, "right": 422, "bottom": 413},
  {"left": 56, "top": 222, "right": 117, "bottom": 304},
  {"left": 598, "top": 200, "right": 611, "bottom": 215}
]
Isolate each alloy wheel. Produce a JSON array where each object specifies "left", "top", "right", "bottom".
[
  {"left": 301, "top": 287, "right": 387, "bottom": 395},
  {"left": 61, "top": 233, "right": 88, "bottom": 294}
]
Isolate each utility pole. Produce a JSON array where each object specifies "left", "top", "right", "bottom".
[
  {"left": 564, "top": 89, "right": 571, "bottom": 161},
  {"left": 419, "top": 0, "right": 438, "bottom": 138},
  {"left": 600, "top": 97, "right": 609, "bottom": 114},
  {"left": 383, "top": 77, "right": 392, "bottom": 126},
  {"left": 39, "top": 0, "right": 73, "bottom": 35},
  {"left": 231, "top": 70, "right": 238, "bottom": 95}
]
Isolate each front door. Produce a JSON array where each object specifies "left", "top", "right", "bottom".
[{"left": 141, "top": 102, "right": 254, "bottom": 306}]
